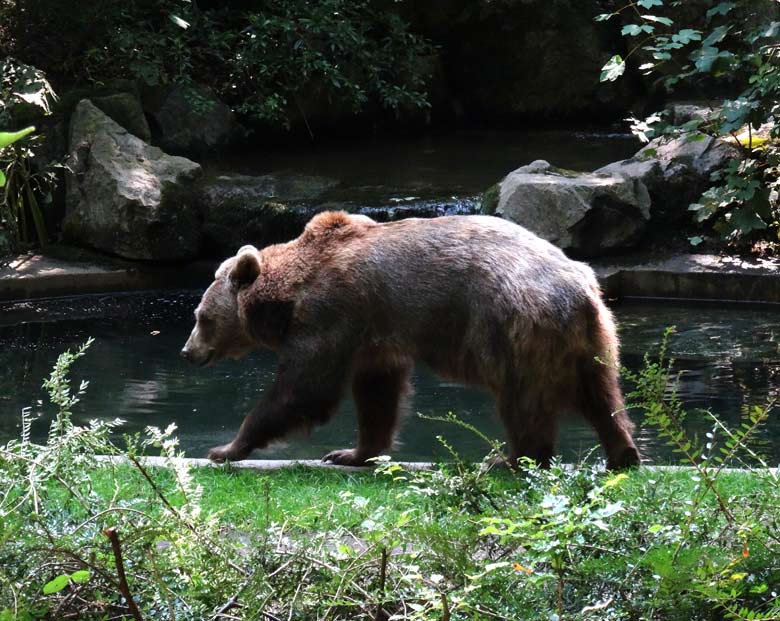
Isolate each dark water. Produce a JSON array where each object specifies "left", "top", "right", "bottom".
[{"left": 1, "top": 292, "right": 778, "bottom": 465}]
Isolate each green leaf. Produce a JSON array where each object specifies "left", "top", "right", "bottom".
[
  {"left": 643, "top": 15, "right": 674, "bottom": 26},
  {"left": 43, "top": 575, "right": 70, "bottom": 594},
  {"left": 0, "top": 126, "right": 36, "bottom": 149},
  {"left": 731, "top": 206, "right": 767, "bottom": 234},
  {"left": 638, "top": 0, "right": 663, "bottom": 7},
  {"left": 623, "top": 23, "right": 655, "bottom": 36},
  {"left": 672, "top": 29, "right": 702, "bottom": 44},
  {"left": 600, "top": 55, "right": 626, "bottom": 82},
  {"left": 706, "top": 2, "right": 735, "bottom": 19},
  {"left": 702, "top": 25, "right": 730, "bottom": 47},
  {"left": 758, "top": 21, "right": 780, "bottom": 39},
  {"left": 0, "top": 170, "right": 5, "bottom": 187},
  {"left": 169, "top": 14, "right": 190, "bottom": 29},
  {"left": 70, "top": 570, "right": 91, "bottom": 584},
  {"left": 688, "top": 235, "right": 705, "bottom": 246}
]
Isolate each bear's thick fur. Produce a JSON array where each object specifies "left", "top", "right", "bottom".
[{"left": 182, "top": 212, "right": 640, "bottom": 469}]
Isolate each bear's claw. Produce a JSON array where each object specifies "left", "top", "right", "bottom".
[
  {"left": 322, "top": 448, "right": 371, "bottom": 467},
  {"left": 208, "top": 443, "right": 251, "bottom": 463}
]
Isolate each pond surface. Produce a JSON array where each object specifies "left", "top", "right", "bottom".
[{"left": 1, "top": 292, "right": 778, "bottom": 465}]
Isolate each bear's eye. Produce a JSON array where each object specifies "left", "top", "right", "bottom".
[{"left": 197, "top": 312, "right": 215, "bottom": 330}]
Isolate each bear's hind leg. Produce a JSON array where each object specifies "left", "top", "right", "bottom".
[
  {"left": 322, "top": 362, "right": 413, "bottom": 466},
  {"left": 577, "top": 357, "right": 640, "bottom": 470},
  {"left": 498, "top": 388, "right": 559, "bottom": 469}
]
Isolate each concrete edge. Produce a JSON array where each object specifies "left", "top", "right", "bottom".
[
  {"left": 0, "top": 256, "right": 218, "bottom": 302},
  {"left": 600, "top": 268, "right": 780, "bottom": 304},
  {"left": 95, "top": 455, "right": 779, "bottom": 475},
  {"left": 1, "top": 252, "right": 779, "bottom": 304},
  {"left": 95, "top": 455, "right": 435, "bottom": 472}
]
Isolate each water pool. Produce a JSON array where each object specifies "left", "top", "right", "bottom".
[{"left": 1, "top": 291, "right": 778, "bottom": 464}]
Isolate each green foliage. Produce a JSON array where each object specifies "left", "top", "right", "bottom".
[
  {"left": 2, "top": 338, "right": 780, "bottom": 619},
  {"left": 0, "top": 59, "right": 59, "bottom": 256},
  {"left": 69, "top": 0, "right": 434, "bottom": 129},
  {"left": 597, "top": 0, "right": 780, "bottom": 246}
]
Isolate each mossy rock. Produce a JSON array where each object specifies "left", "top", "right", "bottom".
[
  {"left": 195, "top": 173, "right": 339, "bottom": 256},
  {"left": 481, "top": 183, "right": 500, "bottom": 215}
]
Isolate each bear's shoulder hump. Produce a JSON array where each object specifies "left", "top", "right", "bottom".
[{"left": 301, "top": 211, "right": 375, "bottom": 243}]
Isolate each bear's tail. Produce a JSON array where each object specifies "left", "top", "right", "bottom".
[{"left": 577, "top": 292, "right": 640, "bottom": 470}]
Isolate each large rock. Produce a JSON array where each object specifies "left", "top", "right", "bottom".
[
  {"left": 196, "top": 173, "right": 340, "bottom": 255},
  {"left": 91, "top": 92, "right": 152, "bottom": 142},
  {"left": 197, "top": 173, "right": 482, "bottom": 256},
  {"left": 487, "top": 160, "right": 650, "bottom": 257},
  {"left": 64, "top": 99, "right": 203, "bottom": 261},
  {"left": 143, "top": 84, "right": 241, "bottom": 156},
  {"left": 596, "top": 133, "right": 740, "bottom": 223}
]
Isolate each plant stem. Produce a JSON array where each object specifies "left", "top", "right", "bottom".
[{"left": 103, "top": 527, "right": 144, "bottom": 621}]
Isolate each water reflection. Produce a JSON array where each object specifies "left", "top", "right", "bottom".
[{"left": 0, "top": 293, "right": 778, "bottom": 464}]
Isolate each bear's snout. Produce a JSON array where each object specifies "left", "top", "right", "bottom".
[{"left": 180, "top": 345, "right": 212, "bottom": 367}]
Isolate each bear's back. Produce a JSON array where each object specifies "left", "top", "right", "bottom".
[{"left": 297, "top": 214, "right": 599, "bottom": 330}]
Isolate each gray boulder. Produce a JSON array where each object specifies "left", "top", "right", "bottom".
[
  {"left": 91, "top": 92, "right": 152, "bottom": 142},
  {"left": 143, "top": 84, "right": 241, "bottom": 156},
  {"left": 196, "top": 173, "right": 340, "bottom": 255},
  {"left": 488, "top": 160, "right": 650, "bottom": 257},
  {"left": 596, "top": 133, "right": 740, "bottom": 223},
  {"left": 64, "top": 99, "right": 203, "bottom": 261},
  {"left": 197, "top": 173, "right": 482, "bottom": 255}
]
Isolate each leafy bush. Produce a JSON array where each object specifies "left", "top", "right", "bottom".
[
  {"left": 2, "top": 335, "right": 780, "bottom": 620},
  {"left": 598, "top": 0, "right": 780, "bottom": 247},
  {"left": 0, "top": 58, "right": 59, "bottom": 256},
  {"left": 3, "top": 0, "right": 434, "bottom": 131}
]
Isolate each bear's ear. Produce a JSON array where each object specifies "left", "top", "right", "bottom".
[{"left": 230, "top": 250, "right": 261, "bottom": 290}]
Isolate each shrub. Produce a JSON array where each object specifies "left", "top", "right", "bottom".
[
  {"left": 2, "top": 0, "right": 434, "bottom": 131},
  {"left": 598, "top": 0, "right": 780, "bottom": 248},
  {"left": 0, "top": 58, "right": 59, "bottom": 256}
]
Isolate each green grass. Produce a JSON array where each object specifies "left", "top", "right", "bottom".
[{"left": 5, "top": 457, "right": 780, "bottom": 620}]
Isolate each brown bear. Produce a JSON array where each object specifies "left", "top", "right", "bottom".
[{"left": 181, "top": 211, "right": 640, "bottom": 469}]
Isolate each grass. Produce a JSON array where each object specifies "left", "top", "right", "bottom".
[{"left": 5, "top": 446, "right": 780, "bottom": 620}]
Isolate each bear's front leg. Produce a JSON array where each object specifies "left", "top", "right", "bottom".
[
  {"left": 321, "top": 363, "right": 413, "bottom": 467},
  {"left": 207, "top": 442, "right": 253, "bottom": 463},
  {"left": 322, "top": 448, "right": 373, "bottom": 466},
  {"left": 207, "top": 338, "right": 351, "bottom": 463}
]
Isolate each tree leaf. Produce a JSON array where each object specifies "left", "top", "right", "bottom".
[
  {"left": 643, "top": 15, "right": 674, "bottom": 26},
  {"left": 70, "top": 570, "right": 91, "bottom": 584},
  {"left": 702, "top": 25, "right": 730, "bottom": 47},
  {"left": 43, "top": 575, "right": 70, "bottom": 595},
  {"left": 731, "top": 206, "right": 767, "bottom": 234},
  {"left": 600, "top": 55, "right": 626, "bottom": 82},
  {"left": 672, "top": 29, "right": 702, "bottom": 44},
  {"left": 169, "top": 14, "right": 190, "bottom": 29},
  {"left": 0, "top": 126, "right": 36, "bottom": 149},
  {"left": 638, "top": 0, "right": 663, "bottom": 7},
  {"left": 706, "top": 2, "right": 735, "bottom": 19}
]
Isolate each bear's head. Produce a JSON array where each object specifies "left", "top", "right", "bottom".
[{"left": 181, "top": 245, "right": 262, "bottom": 367}]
